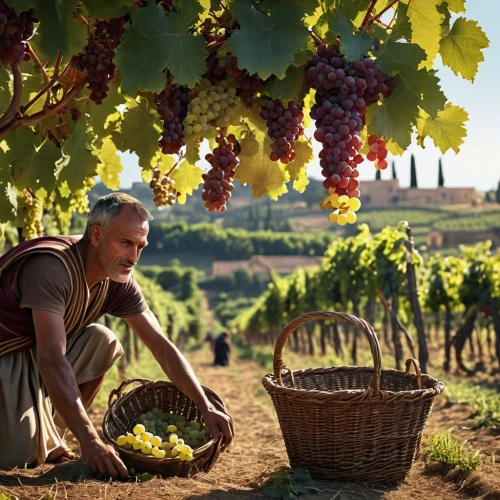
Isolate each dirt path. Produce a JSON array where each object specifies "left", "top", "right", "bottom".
[{"left": 1, "top": 351, "right": 499, "bottom": 500}]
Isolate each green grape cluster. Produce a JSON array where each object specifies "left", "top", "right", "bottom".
[
  {"left": 149, "top": 167, "right": 178, "bottom": 207},
  {"left": 183, "top": 77, "right": 240, "bottom": 135},
  {"left": 69, "top": 177, "right": 95, "bottom": 214},
  {"left": 115, "top": 407, "right": 212, "bottom": 461},
  {"left": 22, "top": 191, "right": 43, "bottom": 240}
]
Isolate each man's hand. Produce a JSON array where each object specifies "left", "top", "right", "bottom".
[
  {"left": 201, "top": 405, "right": 234, "bottom": 452},
  {"left": 80, "top": 436, "right": 129, "bottom": 479}
]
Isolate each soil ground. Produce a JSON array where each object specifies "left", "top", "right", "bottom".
[{"left": 1, "top": 350, "right": 500, "bottom": 500}]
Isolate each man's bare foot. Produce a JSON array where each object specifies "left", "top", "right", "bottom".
[{"left": 46, "top": 445, "right": 77, "bottom": 464}]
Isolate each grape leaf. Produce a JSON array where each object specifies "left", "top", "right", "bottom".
[
  {"left": 10, "top": 0, "right": 37, "bottom": 10},
  {"left": 235, "top": 130, "right": 289, "bottom": 200},
  {"left": 323, "top": 0, "right": 371, "bottom": 22},
  {"left": 96, "top": 136, "right": 123, "bottom": 190},
  {"left": 30, "top": 0, "right": 88, "bottom": 61},
  {"left": 115, "top": 1, "right": 206, "bottom": 93},
  {"left": 228, "top": 1, "right": 309, "bottom": 80},
  {"left": 0, "top": 67, "right": 10, "bottom": 116},
  {"left": 404, "top": 0, "right": 444, "bottom": 64},
  {"left": 58, "top": 122, "right": 99, "bottom": 191},
  {"left": 88, "top": 79, "right": 126, "bottom": 137},
  {"left": 376, "top": 40, "right": 426, "bottom": 73},
  {"left": 112, "top": 98, "right": 162, "bottom": 169},
  {"left": 367, "top": 73, "right": 420, "bottom": 150},
  {"left": 4, "top": 128, "right": 60, "bottom": 192},
  {"left": 329, "top": 15, "right": 373, "bottom": 61},
  {"left": 0, "top": 168, "right": 18, "bottom": 224},
  {"left": 19, "top": 60, "right": 48, "bottom": 115},
  {"left": 155, "top": 152, "right": 176, "bottom": 176},
  {"left": 418, "top": 70, "right": 447, "bottom": 118},
  {"left": 416, "top": 103, "right": 468, "bottom": 154},
  {"left": 185, "top": 135, "right": 201, "bottom": 165},
  {"left": 304, "top": 5, "right": 323, "bottom": 29},
  {"left": 439, "top": 17, "right": 489, "bottom": 82},
  {"left": 171, "top": 160, "right": 204, "bottom": 204},
  {"left": 389, "top": 2, "right": 411, "bottom": 41},
  {"left": 302, "top": 89, "right": 315, "bottom": 130},
  {"left": 286, "top": 139, "right": 312, "bottom": 193},
  {"left": 83, "top": 0, "right": 134, "bottom": 18},
  {"left": 265, "top": 65, "right": 306, "bottom": 102},
  {"left": 446, "top": 0, "right": 466, "bottom": 13}
]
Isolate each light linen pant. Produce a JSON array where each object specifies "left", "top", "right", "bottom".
[{"left": 0, "top": 323, "right": 123, "bottom": 469}]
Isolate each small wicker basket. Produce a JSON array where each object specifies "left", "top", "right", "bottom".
[
  {"left": 262, "top": 311, "right": 445, "bottom": 483},
  {"left": 102, "top": 378, "right": 231, "bottom": 477}
]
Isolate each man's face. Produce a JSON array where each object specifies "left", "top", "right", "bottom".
[{"left": 94, "top": 206, "right": 149, "bottom": 283}]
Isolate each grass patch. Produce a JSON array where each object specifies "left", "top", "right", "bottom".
[
  {"left": 424, "top": 432, "right": 481, "bottom": 476},
  {"left": 443, "top": 380, "right": 500, "bottom": 431}
]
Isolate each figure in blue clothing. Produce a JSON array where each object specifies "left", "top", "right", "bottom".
[{"left": 213, "top": 332, "right": 231, "bottom": 367}]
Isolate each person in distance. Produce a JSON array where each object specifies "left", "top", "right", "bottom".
[{"left": 0, "top": 193, "right": 233, "bottom": 478}]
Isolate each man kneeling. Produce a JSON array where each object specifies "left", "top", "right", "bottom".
[{"left": 0, "top": 193, "right": 233, "bottom": 478}]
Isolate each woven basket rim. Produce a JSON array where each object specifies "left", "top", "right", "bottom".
[
  {"left": 262, "top": 365, "right": 445, "bottom": 403},
  {"left": 102, "top": 379, "right": 230, "bottom": 465}
]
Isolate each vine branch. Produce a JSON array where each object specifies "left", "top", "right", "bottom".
[
  {"left": 368, "top": 0, "right": 399, "bottom": 29},
  {"left": 27, "top": 43, "right": 49, "bottom": 85},
  {"left": 359, "top": 0, "right": 379, "bottom": 31},
  {"left": 309, "top": 30, "right": 324, "bottom": 45},
  {"left": 0, "top": 62, "right": 23, "bottom": 130}
]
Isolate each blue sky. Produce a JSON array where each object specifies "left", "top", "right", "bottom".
[{"left": 117, "top": 0, "right": 500, "bottom": 191}]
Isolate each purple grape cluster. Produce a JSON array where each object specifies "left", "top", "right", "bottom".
[
  {"left": 307, "top": 43, "right": 394, "bottom": 198},
  {"left": 0, "top": 1, "right": 37, "bottom": 66},
  {"left": 156, "top": 83, "right": 188, "bottom": 155},
  {"left": 260, "top": 99, "right": 304, "bottom": 164}
]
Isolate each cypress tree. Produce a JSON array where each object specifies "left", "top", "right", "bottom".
[
  {"left": 496, "top": 180, "right": 500, "bottom": 204},
  {"left": 410, "top": 154, "right": 418, "bottom": 188},
  {"left": 392, "top": 161, "right": 397, "bottom": 180},
  {"left": 438, "top": 158, "right": 444, "bottom": 187},
  {"left": 375, "top": 168, "right": 381, "bottom": 180}
]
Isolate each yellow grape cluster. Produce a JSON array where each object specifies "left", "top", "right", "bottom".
[
  {"left": 22, "top": 191, "right": 43, "bottom": 240},
  {"left": 320, "top": 192, "right": 361, "bottom": 226},
  {"left": 70, "top": 177, "right": 95, "bottom": 214},
  {"left": 115, "top": 408, "right": 211, "bottom": 462},
  {"left": 149, "top": 168, "right": 178, "bottom": 207},
  {"left": 183, "top": 77, "right": 240, "bottom": 135}
]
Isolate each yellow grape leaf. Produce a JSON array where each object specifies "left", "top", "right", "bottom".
[
  {"left": 286, "top": 138, "right": 313, "bottom": 193},
  {"left": 235, "top": 129, "right": 289, "bottom": 200},
  {"left": 96, "top": 137, "right": 123, "bottom": 190},
  {"left": 156, "top": 153, "right": 177, "bottom": 176},
  {"left": 416, "top": 103, "right": 468, "bottom": 154},
  {"left": 302, "top": 88, "right": 315, "bottom": 130},
  {"left": 141, "top": 168, "right": 153, "bottom": 183},
  {"left": 405, "top": 0, "right": 444, "bottom": 65},
  {"left": 439, "top": 17, "right": 489, "bottom": 82},
  {"left": 171, "top": 160, "right": 204, "bottom": 204}
]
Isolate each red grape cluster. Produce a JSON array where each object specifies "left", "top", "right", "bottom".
[
  {"left": 73, "top": 19, "right": 125, "bottom": 104},
  {"left": 366, "top": 134, "right": 388, "bottom": 170},
  {"left": 307, "top": 43, "right": 394, "bottom": 200},
  {"left": 202, "top": 133, "right": 239, "bottom": 212},
  {"left": 156, "top": 83, "right": 188, "bottom": 155},
  {"left": 0, "top": 1, "right": 37, "bottom": 66},
  {"left": 260, "top": 99, "right": 304, "bottom": 164}
]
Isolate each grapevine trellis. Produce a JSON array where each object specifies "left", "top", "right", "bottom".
[
  {"left": 0, "top": 0, "right": 489, "bottom": 240},
  {"left": 233, "top": 225, "right": 500, "bottom": 375}
]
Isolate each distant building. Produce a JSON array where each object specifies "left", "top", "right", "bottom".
[
  {"left": 212, "top": 255, "right": 322, "bottom": 277},
  {"left": 360, "top": 179, "right": 477, "bottom": 206},
  {"left": 428, "top": 229, "right": 500, "bottom": 248}
]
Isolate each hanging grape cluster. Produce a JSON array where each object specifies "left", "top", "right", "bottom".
[
  {"left": 366, "top": 134, "right": 388, "bottom": 170},
  {"left": 21, "top": 190, "right": 43, "bottom": 240},
  {"left": 150, "top": 167, "right": 179, "bottom": 207},
  {"left": 0, "top": 1, "right": 37, "bottom": 66},
  {"left": 307, "top": 43, "right": 394, "bottom": 223},
  {"left": 156, "top": 83, "right": 189, "bottom": 155},
  {"left": 202, "top": 132, "right": 239, "bottom": 213},
  {"left": 70, "top": 177, "right": 95, "bottom": 214},
  {"left": 73, "top": 18, "right": 124, "bottom": 104},
  {"left": 260, "top": 99, "right": 304, "bottom": 163}
]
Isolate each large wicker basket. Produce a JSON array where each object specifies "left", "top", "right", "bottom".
[
  {"left": 262, "top": 312, "right": 445, "bottom": 483},
  {"left": 102, "top": 378, "right": 231, "bottom": 477}
]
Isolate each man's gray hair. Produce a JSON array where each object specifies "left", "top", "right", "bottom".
[{"left": 82, "top": 193, "right": 153, "bottom": 243}]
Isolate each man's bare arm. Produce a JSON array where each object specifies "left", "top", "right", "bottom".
[
  {"left": 33, "top": 309, "right": 128, "bottom": 477},
  {"left": 125, "top": 308, "right": 234, "bottom": 450}
]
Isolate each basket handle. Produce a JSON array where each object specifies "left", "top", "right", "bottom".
[
  {"left": 404, "top": 358, "right": 422, "bottom": 390},
  {"left": 273, "top": 311, "right": 382, "bottom": 395},
  {"left": 107, "top": 378, "right": 153, "bottom": 408}
]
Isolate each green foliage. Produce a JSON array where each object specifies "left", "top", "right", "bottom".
[
  {"left": 0, "top": 0, "right": 489, "bottom": 234},
  {"left": 424, "top": 432, "right": 481, "bottom": 476},
  {"left": 264, "top": 468, "right": 313, "bottom": 499}
]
